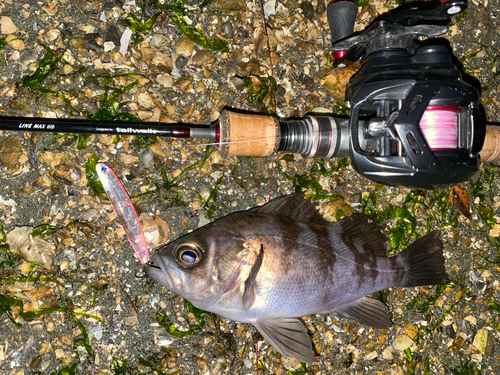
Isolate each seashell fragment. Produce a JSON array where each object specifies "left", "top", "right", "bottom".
[{"left": 6, "top": 226, "right": 56, "bottom": 270}]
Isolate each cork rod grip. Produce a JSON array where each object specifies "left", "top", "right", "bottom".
[
  {"left": 480, "top": 125, "right": 500, "bottom": 164},
  {"left": 217, "top": 110, "right": 281, "bottom": 158}
]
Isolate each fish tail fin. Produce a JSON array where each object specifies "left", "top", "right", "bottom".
[{"left": 400, "top": 230, "right": 448, "bottom": 287}]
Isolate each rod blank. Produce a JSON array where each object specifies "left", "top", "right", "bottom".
[{"left": 0, "top": 116, "right": 216, "bottom": 140}]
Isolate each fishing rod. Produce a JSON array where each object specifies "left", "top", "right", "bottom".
[{"left": 1, "top": 0, "right": 498, "bottom": 190}]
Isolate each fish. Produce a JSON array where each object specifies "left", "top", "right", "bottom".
[{"left": 145, "top": 193, "right": 447, "bottom": 363}]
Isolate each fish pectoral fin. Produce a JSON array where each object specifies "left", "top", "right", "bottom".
[
  {"left": 242, "top": 244, "right": 264, "bottom": 310},
  {"left": 334, "top": 297, "right": 393, "bottom": 329},
  {"left": 253, "top": 318, "right": 316, "bottom": 363}
]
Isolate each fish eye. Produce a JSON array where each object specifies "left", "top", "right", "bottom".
[{"left": 174, "top": 242, "right": 204, "bottom": 268}]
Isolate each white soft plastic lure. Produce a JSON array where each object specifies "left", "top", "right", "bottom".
[{"left": 96, "top": 162, "right": 150, "bottom": 264}]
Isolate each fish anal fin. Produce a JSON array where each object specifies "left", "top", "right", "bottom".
[
  {"left": 335, "top": 297, "right": 392, "bottom": 329},
  {"left": 242, "top": 245, "right": 264, "bottom": 310},
  {"left": 335, "top": 213, "right": 387, "bottom": 257},
  {"left": 253, "top": 318, "right": 316, "bottom": 363}
]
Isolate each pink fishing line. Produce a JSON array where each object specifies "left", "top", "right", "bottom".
[{"left": 419, "top": 106, "right": 460, "bottom": 150}]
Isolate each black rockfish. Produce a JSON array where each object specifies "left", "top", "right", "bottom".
[{"left": 145, "top": 193, "right": 447, "bottom": 362}]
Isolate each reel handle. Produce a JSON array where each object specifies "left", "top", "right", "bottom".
[{"left": 326, "top": 1, "right": 358, "bottom": 44}]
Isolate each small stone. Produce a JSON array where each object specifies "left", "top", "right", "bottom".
[
  {"left": 70, "top": 37, "right": 87, "bottom": 51},
  {"left": 221, "top": 22, "right": 235, "bottom": 39},
  {"left": 42, "top": 0, "right": 59, "bottom": 16},
  {"left": 156, "top": 336, "right": 174, "bottom": 347},
  {"left": 0, "top": 136, "right": 22, "bottom": 168},
  {"left": 256, "top": 196, "right": 266, "bottom": 206},
  {"left": 137, "top": 92, "right": 153, "bottom": 108},
  {"left": 6, "top": 34, "right": 25, "bottom": 51},
  {"left": 124, "top": 316, "right": 139, "bottom": 326},
  {"left": 151, "top": 34, "right": 170, "bottom": 48},
  {"left": 175, "top": 55, "right": 189, "bottom": 70},
  {"left": 1, "top": 16, "right": 18, "bottom": 34},
  {"left": 176, "top": 38, "right": 195, "bottom": 57},
  {"left": 473, "top": 327, "right": 494, "bottom": 355},
  {"left": 300, "top": 2, "right": 315, "bottom": 21},
  {"left": 392, "top": 334, "right": 414, "bottom": 351},
  {"left": 382, "top": 346, "right": 394, "bottom": 360},
  {"left": 119, "top": 154, "right": 140, "bottom": 165},
  {"left": 198, "top": 216, "right": 210, "bottom": 228},
  {"left": 19, "top": 49, "right": 38, "bottom": 67},
  {"left": 210, "top": 0, "right": 246, "bottom": 12}
]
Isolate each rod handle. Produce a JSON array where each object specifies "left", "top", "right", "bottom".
[
  {"left": 480, "top": 125, "right": 500, "bottom": 164},
  {"left": 217, "top": 110, "right": 280, "bottom": 158}
]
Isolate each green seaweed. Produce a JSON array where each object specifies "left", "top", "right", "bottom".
[
  {"left": 243, "top": 76, "right": 277, "bottom": 105},
  {"left": 404, "top": 348, "right": 416, "bottom": 375},
  {"left": 156, "top": 299, "right": 215, "bottom": 338},
  {"left": 168, "top": 12, "right": 229, "bottom": 53},
  {"left": 333, "top": 103, "right": 348, "bottom": 116},
  {"left": 417, "top": 284, "right": 447, "bottom": 314},
  {"left": 355, "top": 0, "right": 370, "bottom": 6},
  {"left": 0, "top": 293, "right": 66, "bottom": 327},
  {"left": 361, "top": 188, "right": 458, "bottom": 252},
  {"left": 132, "top": 135, "right": 157, "bottom": 150},
  {"left": 31, "top": 220, "right": 80, "bottom": 238},
  {"left": 0, "top": 294, "right": 23, "bottom": 327},
  {"left": 198, "top": 174, "right": 224, "bottom": 219},
  {"left": 50, "top": 363, "right": 78, "bottom": 375},
  {"left": 278, "top": 158, "right": 350, "bottom": 202},
  {"left": 448, "top": 359, "right": 483, "bottom": 375},
  {"left": 73, "top": 315, "right": 92, "bottom": 356},
  {"left": 22, "top": 44, "right": 68, "bottom": 94},
  {"left": 1, "top": 275, "right": 64, "bottom": 287},
  {"left": 288, "top": 363, "right": 311, "bottom": 374},
  {"left": 125, "top": 12, "right": 161, "bottom": 46},
  {"left": 85, "top": 154, "right": 107, "bottom": 199},
  {"left": 146, "top": 0, "right": 229, "bottom": 53},
  {"left": 86, "top": 73, "right": 142, "bottom": 123}
]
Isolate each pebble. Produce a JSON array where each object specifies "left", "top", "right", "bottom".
[
  {"left": 19, "top": 49, "right": 38, "bottom": 67},
  {"left": 139, "top": 149, "right": 155, "bottom": 170},
  {"left": 300, "top": 2, "right": 315, "bottom": 21},
  {"left": 473, "top": 328, "right": 494, "bottom": 355},
  {"left": 156, "top": 336, "right": 174, "bottom": 347},
  {"left": 221, "top": 22, "right": 235, "bottom": 39},
  {"left": 138, "top": 92, "right": 154, "bottom": 108},
  {"left": 1, "top": 16, "right": 18, "bottom": 34},
  {"left": 392, "top": 334, "right": 414, "bottom": 351}
]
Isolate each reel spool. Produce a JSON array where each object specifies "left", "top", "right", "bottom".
[{"left": 419, "top": 106, "right": 460, "bottom": 150}]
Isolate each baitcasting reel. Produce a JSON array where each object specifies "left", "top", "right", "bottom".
[
  {"left": 308, "top": 0, "right": 485, "bottom": 189},
  {"left": 218, "top": 0, "right": 486, "bottom": 189}
]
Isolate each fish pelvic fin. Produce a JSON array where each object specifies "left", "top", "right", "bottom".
[
  {"left": 399, "top": 230, "right": 448, "bottom": 287},
  {"left": 335, "top": 297, "right": 392, "bottom": 329},
  {"left": 242, "top": 244, "right": 264, "bottom": 311},
  {"left": 254, "top": 318, "right": 316, "bottom": 363}
]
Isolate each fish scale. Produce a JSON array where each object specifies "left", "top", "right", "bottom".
[{"left": 145, "top": 193, "right": 447, "bottom": 363}]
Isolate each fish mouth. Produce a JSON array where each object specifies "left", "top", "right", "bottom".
[{"left": 145, "top": 253, "right": 184, "bottom": 291}]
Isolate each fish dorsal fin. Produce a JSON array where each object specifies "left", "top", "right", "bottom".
[
  {"left": 335, "top": 297, "right": 392, "bottom": 329},
  {"left": 242, "top": 245, "right": 264, "bottom": 310},
  {"left": 253, "top": 193, "right": 329, "bottom": 225},
  {"left": 253, "top": 318, "right": 316, "bottom": 363},
  {"left": 333, "top": 213, "right": 387, "bottom": 257}
]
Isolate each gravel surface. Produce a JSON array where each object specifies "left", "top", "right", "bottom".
[{"left": 0, "top": 0, "right": 499, "bottom": 374}]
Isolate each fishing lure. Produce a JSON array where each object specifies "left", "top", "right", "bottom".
[{"left": 96, "top": 162, "right": 150, "bottom": 264}]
